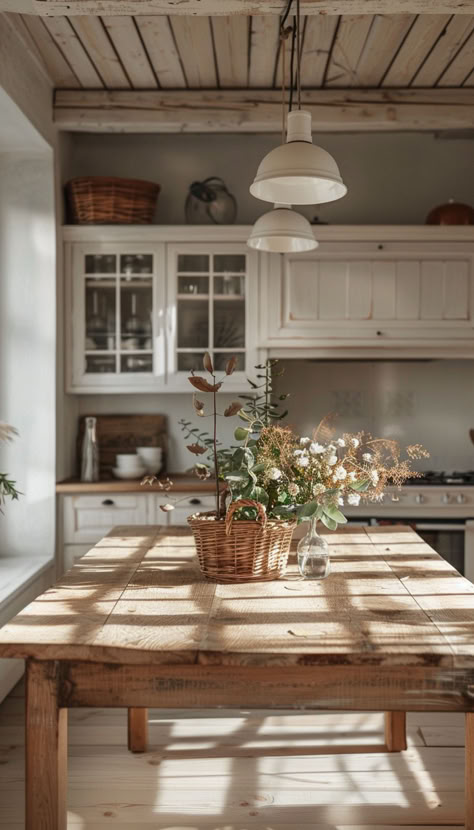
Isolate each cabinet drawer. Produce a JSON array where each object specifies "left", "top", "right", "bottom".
[
  {"left": 64, "top": 494, "right": 149, "bottom": 544},
  {"left": 150, "top": 493, "right": 216, "bottom": 525}
]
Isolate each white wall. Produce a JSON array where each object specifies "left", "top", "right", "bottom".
[
  {"left": 64, "top": 131, "right": 474, "bottom": 226},
  {"left": 0, "top": 151, "right": 56, "bottom": 556},
  {"left": 274, "top": 359, "right": 474, "bottom": 473}
]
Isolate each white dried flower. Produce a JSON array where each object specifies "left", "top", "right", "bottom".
[
  {"left": 350, "top": 438, "right": 360, "bottom": 448},
  {"left": 348, "top": 471, "right": 357, "bottom": 482},
  {"left": 370, "top": 469, "right": 379, "bottom": 485},
  {"left": 309, "top": 442, "right": 325, "bottom": 455},
  {"left": 300, "top": 437, "right": 311, "bottom": 446},
  {"left": 338, "top": 496, "right": 344, "bottom": 506},
  {"left": 293, "top": 448, "right": 303, "bottom": 456},
  {"left": 296, "top": 456, "right": 310, "bottom": 468},
  {"left": 327, "top": 454, "right": 338, "bottom": 467},
  {"left": 347, "top": 492, "right": 361, "bottom": 506},
  {"left": 288, "top": 482, "right": 299, "bottom": 496},
  {"left": 362, "top": 452, "right": 372, "bottom": 462},
  {"left": 269, "top": 467, "right": 282, "bottom": 481},
  {"left": 336, "top": 438, "right": 346, "bottom": 447},
  {"left": 333, "top": 465, "right": 347, "bottom": 481},
  {"left": 313, "top": 483, "right": 326, "bottom": 496}
]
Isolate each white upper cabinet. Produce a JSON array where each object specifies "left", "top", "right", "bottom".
[
  {"left": 67, "top": 241, "right": 166, "bottom": 393},
  {"left": 165, "top": 242, "right": 259, "bottom": 392},
  {"left": 261, "top": 229, "right": 474, "bottom": 357},
  {"left": 64, "top": 227, "right": 261, "bottom": 393}
]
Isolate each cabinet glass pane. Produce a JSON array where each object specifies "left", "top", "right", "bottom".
[
  {"left": 85, "top": 355, "right": 116, "bottom": 373},
  {"left": 85, "top": 278, "right": 116, "bottom": 350},
  {"left": 177, "top": 299, "right": 209, "bottom": 348},
  {"left": 85, "top": 254, "right": 116, "bottom": 274},
  {"left": 177, "top": 254, "right": 209, "bottom": 273},
  {"left": 214, "top": 275, "right": 244, "bottom": 296},
  {"left": 121, "top": 354, "right": 153, "bottom": 373},
  {"left": 120, "top": 254, "right": 153, "bottom": 275},
  {"left": 177, "top": 352, "right": 206, "bottom": 372},
  {"left": 178, "top": 276, "right": 209, "bottom": 295},
  {"left": 120, "top": 278, "right": 153, "bottom": 352},
  {"left": 214, "top": 254, "right": 246, "bottom": 273},
  {"left": 214, "top": 299, "right": 245, "bottom": 348},
  {"left": 213, "top": 352, "right": 245, "bottom": 372}
]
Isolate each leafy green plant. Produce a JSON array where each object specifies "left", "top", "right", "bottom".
[{"left": 0, "top": 423, "right": 21, "bottom": 513}]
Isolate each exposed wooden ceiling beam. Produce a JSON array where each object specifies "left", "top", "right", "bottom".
[
  {"left": 54, "top": 88, "right": 474, "bottom": 132},
  {"left": 3, "top": 1, "right": 474, "bottom": 14}
]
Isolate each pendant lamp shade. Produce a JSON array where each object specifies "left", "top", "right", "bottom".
[
  {"left": 250, "top": 110, "right": 346, "bottom": 206},
  {"left": 247, "top": 205, "right": 318, "bottom": 253}
]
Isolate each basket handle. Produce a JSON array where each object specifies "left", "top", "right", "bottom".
[{"left": 225, "top": 499, "right": 267, "bottom": 536}]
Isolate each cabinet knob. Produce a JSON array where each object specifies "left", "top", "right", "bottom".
[
  {"left": 102, "top": 499, "right": 115, "bottom": 506},
  {"left": 376, "top": 330, "right": 383, "bottom": 336},
  {"left": 190, "top": 498, "right": 202, "bottom": 505},
  {"left": 377, "top": 244, "right": 384, "bottom": 250}
]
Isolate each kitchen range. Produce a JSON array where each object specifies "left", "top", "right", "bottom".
[{"left": 344, "top": 470, "right": 474, "bottom": 579}]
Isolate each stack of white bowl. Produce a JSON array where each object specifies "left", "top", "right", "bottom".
[
  {"left": 113, "top": 454, "right": 146, "bottom": 480},
  {"left": 137, "top": 446, "right": 163, "bottom": 475},
  {"left": 113, "top": 448, "right": 163, "bottom": 479}
]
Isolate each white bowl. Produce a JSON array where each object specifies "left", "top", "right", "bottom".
[
  {"left": 116, "top": 453, "right": 144, "bottom": 469},
  {"left": 137, "top": 447, "right": 163, "bottom": 462},
  {"left": 113, "top": 466, "right": 146, "bottom": 480},
  {"left": 142, "top": 461, "right": 163, "bottom": 476}
]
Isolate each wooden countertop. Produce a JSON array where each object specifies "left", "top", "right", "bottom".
[{"left": 56, "top": 474, "right": 221, "bottom": 494}]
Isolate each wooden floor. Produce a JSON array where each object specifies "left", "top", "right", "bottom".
[{"left": 0, "top": 679, "right": 466, "bottom": 829}]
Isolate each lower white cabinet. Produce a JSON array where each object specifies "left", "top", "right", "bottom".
[
  {"left": 64, "top": 493, "right": 149, "bottom": 545},
  {"left": 61, "top": 490, "right": 213, "bottom": 574}
]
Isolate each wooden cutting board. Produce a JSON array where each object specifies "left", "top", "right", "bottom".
[{"left": 76, "top": 414, "right": 167, "bottom": 479}]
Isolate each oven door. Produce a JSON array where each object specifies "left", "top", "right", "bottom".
[
  {"left": 413, "top": 521, "right": 465, "bottom": 575},
  {"left": 358, "top": 517, "right": 467, "bottom": 576}
]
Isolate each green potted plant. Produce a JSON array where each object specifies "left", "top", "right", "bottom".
[{"left": 0, "top": 423, "right": 21, "bottom": 512}]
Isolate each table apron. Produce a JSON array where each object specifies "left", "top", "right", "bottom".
[{"left": 58, "top": 660, "right": 474, "bottom": 712}]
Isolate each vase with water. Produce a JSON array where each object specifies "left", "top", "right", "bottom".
[{"left": 297, "top": 518, "right": 330, "bottom": 579}]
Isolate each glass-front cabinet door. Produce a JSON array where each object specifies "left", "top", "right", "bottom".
[
  {"left": 69, "top": 243, "right": 165, "bottom": 391},
  {"left": 167, "top": 243, "right": 258, "bottom": 390}
]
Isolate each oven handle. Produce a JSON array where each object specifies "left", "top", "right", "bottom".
[{"left": 412, "top": 522, "right": 466, "bottom": 532}]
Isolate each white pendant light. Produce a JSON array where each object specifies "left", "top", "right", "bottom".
[
  {"left": 247, "top": 204, "right": 318, "bottom": 253},
  {"left": 250, "top": 109, "right": 347, "bottom": 206}
]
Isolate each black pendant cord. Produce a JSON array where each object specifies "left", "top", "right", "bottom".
[{"left": 280, "top": 0, "right": 302, "bottom": 119}]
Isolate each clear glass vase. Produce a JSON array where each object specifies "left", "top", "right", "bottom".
[{"left": 297, "top": 518, "right": 330, "bottom": 579}]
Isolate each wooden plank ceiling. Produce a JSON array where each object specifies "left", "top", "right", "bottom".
[{"left": 19, "top": 13, "right": 474, "bottom": 91}]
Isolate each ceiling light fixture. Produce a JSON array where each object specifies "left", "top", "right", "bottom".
[
  {"left": 249, "top": 0, "right": 347, "bottom": 207},
  {"left": 247, "top": 204, "right": 318, "bottom": 253}
]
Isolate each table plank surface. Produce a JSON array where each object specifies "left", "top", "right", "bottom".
[{"left": 1, "top": 525, "right": 474, "bottom": 669}]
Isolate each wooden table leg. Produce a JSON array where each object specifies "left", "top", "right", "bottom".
[
  {"left": 466, "top": 713, "right": 474, "bottom": 829},
  {"left": 128, "top": 707, "right": 148, "bottom": 753},
  {"left": 25, "top": 660, "right": 67, "bottom": 830},
  {"left": 384, "top": 711, "right": 407, "bottom": 752}
]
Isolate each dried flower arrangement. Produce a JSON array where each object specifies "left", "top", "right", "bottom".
[
  {"left": 0, "top": 423, "right": 21, "bottom": 513},
  {"left": 144, "top": 355, "right": 428, "bottom": 530}
]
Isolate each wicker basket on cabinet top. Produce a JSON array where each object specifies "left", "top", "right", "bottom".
[{"left": 66, "top": 176, "right": 160, "bottom": 224}]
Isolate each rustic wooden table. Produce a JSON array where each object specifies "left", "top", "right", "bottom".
[{"left": 1, "top": 524, "right": 474, "bottom": 830}]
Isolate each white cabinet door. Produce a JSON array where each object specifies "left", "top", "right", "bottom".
[
  {"left": 63, "top": 493, "right": 150, "bottom": 544},
  {"left": 263, "top": 240, "right": 474, "bottom": 351},
  {"left": 166, "top": 242, "right": 260, "bottom": 391},
  {"left": 67, "top": 242, "right": 166, "bottom": 393}
]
